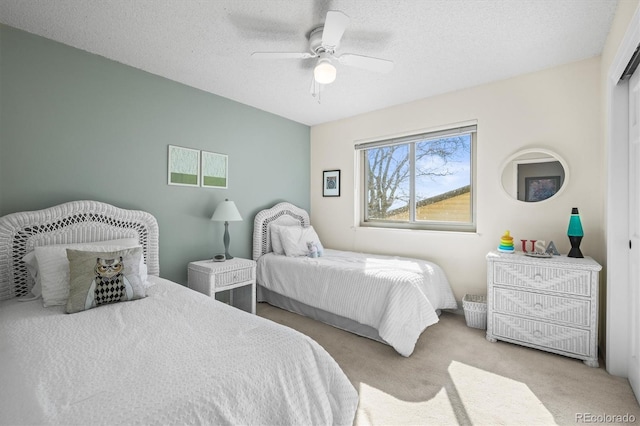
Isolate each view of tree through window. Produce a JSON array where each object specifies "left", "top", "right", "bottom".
[{"left": 360, "top": 126, "right": 475, "bottom": 231}]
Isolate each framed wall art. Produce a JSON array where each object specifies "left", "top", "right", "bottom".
[
  {"left": 524, "top": 176, "right": 561, "bottom": 202},
  {"left": 201, "top": 151, "right": 228, "bottom": 189},
  {"left": 168, "top": 145, "right": 200, "bottom": 186},
  {"left": 323, "top": 169, "right": 340, "bottom": 197}
]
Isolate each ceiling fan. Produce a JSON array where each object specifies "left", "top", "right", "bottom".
[{"left": 251, "top": 10, "right": 394, "bottom": 97}]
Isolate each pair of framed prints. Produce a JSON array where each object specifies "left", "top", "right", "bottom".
[{"left": 168, "top": 145, "right": 227, "bottom": 189}]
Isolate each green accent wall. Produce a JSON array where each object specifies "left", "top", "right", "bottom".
[{"left": 0, "top": 25, "right": 310, "bottom": 285}]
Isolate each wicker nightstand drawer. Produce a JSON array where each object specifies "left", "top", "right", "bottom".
[
  {"left": 492, "top": 313, "right": 590, "bottom": 356},
  {"left": 493, "top": 288, "right": 591, "bottom": 327},
  {"left": 216, "top": 267, "right": 254, "bottom": 288},
  {"left": 493, "top": 262, "right": 591, "bottom": 296}
]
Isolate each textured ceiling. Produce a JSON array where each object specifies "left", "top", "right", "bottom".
[{"left": 0, "top": 0, "right": 618, "bottom": 126}]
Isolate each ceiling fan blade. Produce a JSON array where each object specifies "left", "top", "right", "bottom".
[
  {"left": 337, "top": 53, "right": 394, "bottom": 73},
  {"left": 251, "top": 52, "right": 315, "bottom": 59},
  {"left": 321, "top": 10, "right": 349, "bottom": 51}
]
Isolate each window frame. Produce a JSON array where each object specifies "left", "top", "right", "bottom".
[{"left": 356, "top": 124, "right": 477, "bottom": 232}]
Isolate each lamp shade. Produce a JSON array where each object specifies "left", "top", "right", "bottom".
[
  {"left": 314, "top": 58, "right": 337, "bottom": 84},
  {"left": 211, "top": 199, "right": 242, "bottom": 222}
]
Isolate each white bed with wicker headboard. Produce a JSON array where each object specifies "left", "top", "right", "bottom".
[
  {"left": 253, "top": 202, "right": 458, "bottom": 357},
  {"left": 0, "top": 200, "right": 357, "bottom": 425}
]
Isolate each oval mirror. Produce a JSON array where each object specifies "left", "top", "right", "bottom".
[{"left": 500, "top": 148, "right": 569, "bottom": 203}]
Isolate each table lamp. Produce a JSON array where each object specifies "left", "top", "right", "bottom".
[{"left": 211, "top": 199, "right": 243, "bottom": 259}]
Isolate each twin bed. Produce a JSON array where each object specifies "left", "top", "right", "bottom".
[
  {"left": 0, "top": 201, "right": 357, "bottom": 425},
  {"left": 253, "top": 202, "right": 458, "bottom": 357}
]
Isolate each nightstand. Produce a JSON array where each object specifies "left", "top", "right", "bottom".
[{"left": 187, "top": 258, "right": 257, "bottom": 314}]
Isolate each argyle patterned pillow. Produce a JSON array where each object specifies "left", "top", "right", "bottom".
[{"left": 65, "top": 247, "right": 146, "bottom": 314}]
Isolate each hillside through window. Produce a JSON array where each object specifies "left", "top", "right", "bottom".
[{"left": 356, "top": 124, "right": 476, "bottom": 232}]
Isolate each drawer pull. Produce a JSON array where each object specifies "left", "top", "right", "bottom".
[
  {"left": 533, "top": 273, "right": 543, "bottom": 282},
  {"left": 533, "top": 303, "right": 543, "bottom": 311},
  {"left": 533, "top": 330, "right": 542, "bottom": 338}
]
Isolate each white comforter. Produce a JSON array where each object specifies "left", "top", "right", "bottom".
[
  {"left": 0, "top": 277, "right": 358, "bottom": 426},
  {"left": 257, "top": 249, "right": 458, "bottom": 357}
]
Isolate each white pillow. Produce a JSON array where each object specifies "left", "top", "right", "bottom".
[
  {"left": 22, "top": 251, "right": 40, "bottom": 296},
  {"left": 279, "top": 225, "right": 324, "bottom": 257},
  {"left": 23, "top": 238, "right": 143, "bottom": 297},
  {"left": 269, "top": 224, "right": 289, "bottom": 255},
  {"left": 22, "top": 238, "right": 143, "bottom": 306},
  {"left": 24, "top": 252, "right": 148, "bottom": 299}
]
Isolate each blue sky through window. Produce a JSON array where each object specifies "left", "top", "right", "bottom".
[{"left": 370, "top": 134, "right": 471, "bottom": 212}]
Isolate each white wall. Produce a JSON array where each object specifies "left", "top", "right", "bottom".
[{"left": 310, "top": 57, "right": 603, "bottom": 302}]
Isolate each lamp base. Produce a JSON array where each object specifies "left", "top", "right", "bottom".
[
  {"left": 223, "top": 221, "right": 233, "bottom": 260},
  {"left": 568, "top": 236, "right": 584, "bottom": 258}
]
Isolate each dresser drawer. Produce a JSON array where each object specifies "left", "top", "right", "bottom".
[
  {"left": 493, "top": 262, "right": 591, "bottom": 296},
  {"left": 493, "top": 288, "right": 591, "bottom": 327},
  {"left": 215, "top": 267, "right": 254, "bottom": 288},
  {"left": 492, "top": 313, "right": 590, "bottom": 356}
]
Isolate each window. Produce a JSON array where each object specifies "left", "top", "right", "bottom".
[{"left": 356, "top": 124, "right": 476, "bottom": 232}]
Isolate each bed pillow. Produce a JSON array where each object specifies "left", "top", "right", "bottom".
[
  {"left": 65, "top": 247, "right": 146, "bottom": 314},
  {"left": 269, "top": 215, "right": 308, "bottom": 255},
  {"left": 26, "top": 238, "right": 143, "bottom": 306},
  {"left": 269, "top": 224, "right": 288, "bottom": 255},
  {"left": 22, "top": 238, "right": 144, "bottom": 299},
  {"left": 279, "top": 225, "right": 325, "bottom": 257},
  {"left": 22, "top": 251, "right": 41, "bottom": 296}
]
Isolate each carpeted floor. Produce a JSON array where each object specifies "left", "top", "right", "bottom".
[{"left": 257, "top": 303, "right": 640, "bottom": 425}]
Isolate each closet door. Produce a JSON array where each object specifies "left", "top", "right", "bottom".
[{"left": 628, "top": 68, "right": 640, "bottom": 401}]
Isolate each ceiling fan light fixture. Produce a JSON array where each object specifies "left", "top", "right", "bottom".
[{"left": 314, "top": 58, "right": 337, "bottom": 84}]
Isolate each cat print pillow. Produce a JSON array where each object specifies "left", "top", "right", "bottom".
[{"left": 65, "top": 247, "right": 147, "bottom": 314}]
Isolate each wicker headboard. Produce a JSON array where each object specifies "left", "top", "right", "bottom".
[
  {"left": 252, "top": 202, "right": 310, "bottom": 260},
  {"left": 0, "top": 200, "right": 159, "bottom": 300}
]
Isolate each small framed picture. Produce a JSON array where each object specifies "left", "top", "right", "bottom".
[
  {"left": 168, "top": 145, "right": 200, "bottom": 186},
  {"left": 201, "top": 151, "right": 228, "bottom": 189},
  {"left": 323, "top": 170, "right": 340, "bottom": 197},
  {"left": 524, "top": 176, "right": 561, "bottom": 202}
]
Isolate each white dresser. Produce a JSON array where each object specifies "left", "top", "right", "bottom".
[{"left": 486, "top": 250, "right": 602, "bottom": 367}]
